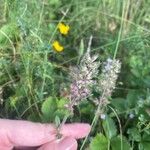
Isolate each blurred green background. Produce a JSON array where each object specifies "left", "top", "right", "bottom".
[{"left": 0, "top": 0, "right": 150, "bottom": 149}]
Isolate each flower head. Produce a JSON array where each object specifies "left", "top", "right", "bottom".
[
  {"left": 67, "top": 36, "right": 100, "bottom": 113},
  {"left": 58, "top": 23, "right": 70, "bottom": 35},
  {"left": 67, "top": 53, "right": 99, "bottom": 112},
  {"left": 98, "top": 58, "right": 121, "bottom": 105},
  {"left": 52, "top": 41, "right": 64, "bottom": 52}
]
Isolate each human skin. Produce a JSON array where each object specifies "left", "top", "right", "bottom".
[{"left": 0, "top": 119, "right": 91, "bottom": 150}]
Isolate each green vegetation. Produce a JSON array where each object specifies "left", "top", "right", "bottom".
[{"left": 0, "top": 0, "right": 150, "bottom": 149}]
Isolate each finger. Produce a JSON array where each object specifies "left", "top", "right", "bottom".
[
  {"left": 0, "top": 126, "right": 15, "bottom": 150},
  {"left": 0, "top": 119, "right": 56, "bottom": 147},
  {"left": 60, "top": 123, "right": 91, "bottom": 139},
  {"left": 0, "top": 119, "right": 90, "bottom": 148},
  {"left": 37, "top": 137, "right": 77, "bottom": 150},
  {"left": 0, "top": 146, "right": 13, "bottom": 150}
]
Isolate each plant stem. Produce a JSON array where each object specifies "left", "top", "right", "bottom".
[
  {"left": 113, "top": 0, "right": 126, "bottom": 59},
  {"left": 4, "top": 0, "right": 8, "bottom": 21},
  {"left": 108, "top": 106, "right": 123, "bottom": 150},
  {"left": 60, "top": 114, "right": 69, "bottom": 128},
  {"left": 80, "top": 104, "right": 101, "bottom": 150},
  {"left": 107, "top": 140, "right": 110, "bottom": 150}
]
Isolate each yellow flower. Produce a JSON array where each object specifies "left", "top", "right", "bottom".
[
  {"left": 58, "top": 23, "right": 70, "bottom": 35},
  {"left": 52, "top": 41, "right": 64, "bottom": 52}
]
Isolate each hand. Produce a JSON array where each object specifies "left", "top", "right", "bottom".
[{"left": 0, "top": 119, "right": 90, "bottom": 150}]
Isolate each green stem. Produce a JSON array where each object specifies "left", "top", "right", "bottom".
[
  {"left": 108, "top": 106, "right": 123, "bottom": 150},
  {"left": 37, "top": 0, "right": 44, "bottom": 32},
  {"left": 4, "top": 0, "right": 8, "bottom": 21},
  {"left": 60, "top": 114, "right": 69, "bottom": 128},
  {"left": 80, "top": 85, "right": 110, "bottom": 150},
  {"left": 113, "top": 0, "right": 126, "bottom": 59},
  {"left": 40, "top": 52, "right": 47, "bottom": 100},
  {"left": 80, "top": 104, "right": 101, "bottom": 150},
  {"left": 49, "top": 9, "right": 69, "bottom": 43},
  {"left": 107, "top": 140, "right": 110, "bottom": 150}
]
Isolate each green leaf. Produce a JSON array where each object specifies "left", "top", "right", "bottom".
[
  {"left": 111, "top": 136, "right": 131, "bottom": 150},
  {"left": 54, "top": 98, "right": 70, "bottom": 119},
  {"left": 102, "top": 115, "right": 117, "bottom": 139},
  {"left": 126, "top": 90, "right": 141, "bottom": 108},
  {"left": 54, "top": 109, "right": 67, "bottom": 120},
  {"left": 139, "top": 133, "right": 150, "bottom": 150},
  {"left": 111, "top": 98, "right": 127, "bottom": 113},
  {"left": 55, "top": 115, "right": 61, "bottom": 128},
  {"left": 57, "top": 98, "right": 68, "bottom": 108},
  {"left": 127, "top": 127, "right": 141, "bottom": 142},
  {"left": 41, "top": 97, "right": 57, "bottom": 122},
  {"left": 142, "top": 132, "right": 150, "bottom": 142},
  {"left": 139, "top": 142, "right": 150, "bottom": 150},
  {"left": 78, "top": 39, "right": 84, "bottom": 64},
  {"left": 90, "top": 133, "right": 108, "bottom": 150}
]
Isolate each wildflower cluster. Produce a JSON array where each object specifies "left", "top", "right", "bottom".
[
  {"left": 66, "top": 37, "right": 100, "bottom": 113},
  {"left": 66, "top": 43, "right": 121, "bottom": 113},
  {"left": 98, "top": 58, "right": 121, "bottom": 105},
  {"left": 70, "top": 53, "right": 99, "bottom": 102},
  {"left": 52, "top": 23, "right": 70, "bottom": 52}
]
